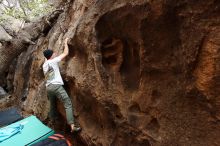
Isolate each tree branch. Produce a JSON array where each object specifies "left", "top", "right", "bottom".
[{"left": 18, "top": 0, "right": 28, "bottom": 17}]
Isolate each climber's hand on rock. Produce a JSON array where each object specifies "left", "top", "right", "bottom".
[{"left": 64, "top": 38, "right": 69, "bottom": 44}]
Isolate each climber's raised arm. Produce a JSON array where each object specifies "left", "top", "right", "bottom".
[{"left": 58, "top": 38, "right": 69, "bottom": 60}]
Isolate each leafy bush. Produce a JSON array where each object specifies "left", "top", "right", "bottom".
[{"left": 0, "top": 0, "right": 54, "bottom": 22}]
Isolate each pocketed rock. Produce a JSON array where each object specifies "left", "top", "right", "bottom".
[{"left": 10, "top": 0, "right": 220, "bottom": 145}]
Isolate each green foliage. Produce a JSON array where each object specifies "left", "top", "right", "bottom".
[{"left": 0, "top": 0, "right": 54, "bottom": 22}]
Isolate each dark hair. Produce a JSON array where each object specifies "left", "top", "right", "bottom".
[{"left": 43, "top": 49, "right": 53, "bottom": 59}]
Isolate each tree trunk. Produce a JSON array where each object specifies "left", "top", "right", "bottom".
[
  {"left": 0, "top": 9, "right": 63, "bottom": 75},
  {"left": 0, "top": 39, "right": 27, "bottom": 75}
]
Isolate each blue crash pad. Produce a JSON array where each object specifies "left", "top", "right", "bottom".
[{"left": 0, "top": 115, "right": 54, "bottom": 146}]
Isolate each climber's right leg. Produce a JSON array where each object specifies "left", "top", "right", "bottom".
[{"left": 46, "top": 84, "right": 58, "bottom": 121}]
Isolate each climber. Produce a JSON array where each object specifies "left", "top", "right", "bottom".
[{"left": 42, "top": 38, "right": 81, "bottom": 133}]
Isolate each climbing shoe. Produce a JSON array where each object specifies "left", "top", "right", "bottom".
[{"left": 70, "top": 124, "right": 82, "bottom": 133}]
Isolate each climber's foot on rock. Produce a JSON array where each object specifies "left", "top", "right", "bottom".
[{"left": 70, "top": 124, "right": 82, "bottom": 133}]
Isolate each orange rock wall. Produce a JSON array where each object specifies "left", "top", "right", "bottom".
[{"left": 12, "top": 0, "right": 220, "bottom": 145}]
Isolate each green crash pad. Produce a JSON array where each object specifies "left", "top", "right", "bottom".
[{"left": 0, "top": 115, "right": 54, "bottom": 146}]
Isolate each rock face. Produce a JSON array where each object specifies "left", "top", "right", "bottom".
[{"left": 8, "top": 0, "right": 220, "bottom": 145}]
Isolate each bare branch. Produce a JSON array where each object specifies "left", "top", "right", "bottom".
[{"left": 18, "top": 0, "right": 28, "bottom": 17}]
